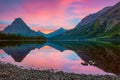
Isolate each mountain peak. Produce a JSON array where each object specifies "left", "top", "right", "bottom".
[
  {"left": 37, "top": 28, "right": 67, "bottom": 38},
  {"left": 59, "top": 27, "right": 65, "bottom": 30},
  {"left": 2, "top": 18, "right": 40, "bottom": 36},
  {"left": 60, "top": 27, "right": 64, "bottom": 29},
  {"left": 12, "top": 18, "right": 25, "bottom": 25},
  {"left": 15, "top": 17, "right": 23, "bottom": 21}
]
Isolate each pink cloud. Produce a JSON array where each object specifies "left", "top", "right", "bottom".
[{"left": 0, "top": 0, "right": 119, "bottom": 33}]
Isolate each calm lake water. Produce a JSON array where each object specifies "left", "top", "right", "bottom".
[{"left": 0, "top": 41, "right": 120, "bottom": 75}]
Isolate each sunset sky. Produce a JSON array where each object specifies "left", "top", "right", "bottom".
[{"left": 0, "top": 0, "right": 119, "bottom": 34}]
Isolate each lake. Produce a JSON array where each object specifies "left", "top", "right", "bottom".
[{"left": 0, "top": 41, "right": 120, "bottom": 76}]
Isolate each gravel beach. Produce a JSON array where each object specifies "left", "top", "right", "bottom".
[{"left": 0, "top": 62, "right": 119, "bottom": 80}]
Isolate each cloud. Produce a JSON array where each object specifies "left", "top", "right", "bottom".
[
  {"left": 0, "top": 0, "right": 119, "bottom": 33},
  {"left": 0, "top": 23, "right": 8, "bottom": 31}
]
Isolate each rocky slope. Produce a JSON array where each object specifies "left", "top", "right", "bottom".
[
  {"left": 93, "top": 2, "right": 120, "bottom": 36},
  {"left": 54, "top": 1, "right": 120, "bottom": 39},
  {"left": 76, "top": 7, "right": 111, "bottom": 28}
]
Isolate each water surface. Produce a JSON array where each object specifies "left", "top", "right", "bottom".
[{"left": 0, "top": 41, "right": 120, "bottom": 75}]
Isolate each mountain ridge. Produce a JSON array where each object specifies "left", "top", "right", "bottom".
[
  {"left": 2, "top": 18, "right": 67, "bottom": 38},
  {"left": 52, "top": 1, "right": 120, "bottom": 39},
  {"left": 38, "top": 28, "right": 67, "bottom": 38},
  {"left": 2, "top": 18, "right": 43, "bottom": 37},
  {"left": 76, "top": 7, "right": 111, "bottom": 28}
]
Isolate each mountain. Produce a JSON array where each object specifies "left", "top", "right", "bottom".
[
  {"left": 54, "top": 1, "right": 120, "bottom": 39},
  {"left": 2, "top": 18, "right": 41, "bottom": 37},
  {"left": 46, "top": 28, "right": 67, "bottom": 38},
  {"left": 38, "top": 28, "right": 67, "bottom": 38},
  {"left": 92, "top": 2, "right": 120, "bottom": 37},
  {"left": 37, "top": 31, "right": 47, "bottom": 37},
  {"left": 76, "top": 7, "right": 111, "bottom": 28}
]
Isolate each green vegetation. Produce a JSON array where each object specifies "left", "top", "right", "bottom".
[
  {"left": 0, "top": 32, "right": 46, "bottom": 41},
  {"left": 0, "top": 32, "right": 46, "bottom": 48},
  {"left": 95, "top": 22, "right": 120, "bottom": 38},
  {"left": 0, "top": 41, "right": 45, "bottom": 48},
  {"left": 62, "top": 21, "right": 120, "bottom": 40}
]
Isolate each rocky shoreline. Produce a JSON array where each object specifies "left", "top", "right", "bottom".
[{"left": 0, "top": 62, "right": 119, "bottom": 80}]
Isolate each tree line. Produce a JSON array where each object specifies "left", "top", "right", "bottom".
[{"left": 0, "top": 32, "right": 46, "bottom": 41}]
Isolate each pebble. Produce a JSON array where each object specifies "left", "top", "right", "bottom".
[{"left": 0, "top": 62, "right": 119, "bottom": 80}]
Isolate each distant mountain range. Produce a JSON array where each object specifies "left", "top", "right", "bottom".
[
  {"left": 51, "top": 1, "right": 120, "bottom": 39},
  {"left": 38, "top": 28, "right": 67, "bottom": 38},
  {"left": 1, "top": 18, "right": 67, "bottom": 38}
]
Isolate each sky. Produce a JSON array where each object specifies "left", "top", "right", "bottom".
[{"left": 0, "top": 0, "right": 120, "bottom": 34}]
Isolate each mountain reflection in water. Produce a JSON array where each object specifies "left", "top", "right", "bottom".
[{"left": 0, "top": 41, "right": 120, "bottom": 75}]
